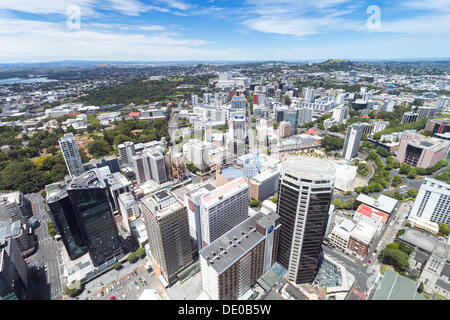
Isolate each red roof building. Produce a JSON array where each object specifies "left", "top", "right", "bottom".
[
  {"left": 128, "top": 112, "right": 141, "bottom": 117},
  {"left": 305, "top": 128, "right": 321, "bottom": 136},
  {"left": 355, "top": 204, "right": 388, "bottom": 224}
]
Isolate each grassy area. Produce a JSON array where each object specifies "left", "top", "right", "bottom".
[{"left": 381, "top": 265, "right": 395, "bottom": 275}]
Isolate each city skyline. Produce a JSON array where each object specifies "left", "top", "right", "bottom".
[{"left": 1, "top": 0, "right": 450, "bottom": 63}]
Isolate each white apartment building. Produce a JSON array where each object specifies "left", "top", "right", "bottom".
[
  {"left": 342, "top": 123, "right": 366, "bottom": 161},
  {"left": 59, "top": 133, "right": 84, "bottom": 177},
  {"left": 372, "top": 121, "right": 390, "bottom": 135},
  {"left": 118, "top": 141, "right": 136, "bottom": 166},
  {"left": 410, "top": 178, "right": 450, "bottom": 225},
  {"left": 332, "top": 104, "right": 349, "bottom": 124},
  {"left": 199, "top": 177, "right": 249, "bottom": 247},
  {"left": 191, "top": 94, "right": 199, "bottom": 107},
  {"left": 184, "top": 139, "right": 212, "bottom": 171},
  {"left": 304, "top": 87, "right": 315, "bottom": 102}
]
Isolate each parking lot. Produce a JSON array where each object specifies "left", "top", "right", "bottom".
[{"left": 89, "top": 267, "right": 170, "bottom": 300}]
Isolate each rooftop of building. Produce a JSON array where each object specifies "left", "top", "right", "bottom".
[
  {"left": 118, "top": 192, "right": 135, "bottom": 204},
  {"left": 185, "top": 183, "right": 216, "bottom": 201},
  {"left": 399, "top": 228, "right": 450, "bottom": 260},
  {"left": 199, "top": 211, "right": 279, "bottom": 275},
  {"left": 408, "top": 137, "right": 449, "bottom": 150},
  {"left": 356, "top": 194, "right": 398, "bottom": 214},
  {"left": 105, "top": 172, "right": 131, "bottom": 188},
  {"left": 67, "top": 169, "right": 105, "bottom": 190},
  {"left": 202, "top": 177, "right": 248, "bottom": 206},
  {"left": 0, "top": 220, "right": 21, "bottom": 242},
  {"left": 0, "top": 191, "right": 22, "bottom": 205},
  {"left": 281, "top": 156, "right": 335, "bottom": 181},
  {"left": 141, "top": 190, "right": 184, "bottom": 219},
  {"left": 220, "top": 166, "right": 245, "bottom": 179},
  {"left": 250, "top": 166, "right": 280, "bottom": 184},
  {"left": 46, "top": 181, "right": 68, "bottom": 203},
  {"left": 372, "top": 268, "right": 426, "bottom": 300},
  {"left": 350, "top": 221, "right": 376, "bottom": 244},
  {"left": 355, "top": 204, "right": 389, "bottom": 224}
]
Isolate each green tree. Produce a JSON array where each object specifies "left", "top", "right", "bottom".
[
  {"left": 113, "top": 134, "right": 131, "bottom": 148},
  {"left": 392, "top": 175, "right": 403, "bottom": 187},
  {"left": 249, "top": 199, "right": 262, "bottom": 208},
  {"left": 438, "top": 223, "right": 450, "bottom": 237},
  {"left": 113, "top": 262, "right": 122, "bottom": 270},
  {"left": 135, "top": 248, "right": 146, "bottom": 259},
  {"left": 407, "top": 189, "right": 418, "bottom": 198},
  {"left": 407, "top": 168, "right": 417, "bottom": 179},
  {"left": 400, "top": 164, "right": 411, "bottom": 175},
  {"left": 47, "top": 145, "right": 58, "bottom": 155},
  {"left": 333, "top": 198, "right": 342, "bottom": 208},
  {"left": 418, "top": 282, "right": 424, "bottom": 293},
  {"left": 378, "top": 247, "right": 410, "bottom": 272},
  {"left": 64, "top": 281, "right": 83, "bottom": 298},
  {"left": 47, "top": 222, "right": 57, "bottom": 237},
  {"left": 127, "top": 252, "right": 137, "bottom": 263},
  {"left": 87, "top": 140, "right": 113, "bottom": 158}
]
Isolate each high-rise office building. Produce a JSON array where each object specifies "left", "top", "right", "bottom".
[
  {"left": 200, "top": 177, "right": 249, "bottom": 248},
  {"left": 200, "top": 211, "right": 281, "bottom": 300},
  {"left": 409, "top": 178, "right": 450, "bottom": 225},
  {"left": 401, "top": 112, "right": 419, "bottom": 124},
  {"left": 397, "top": 133, "right": 450, "bottom": 168},
  {"left": 191, "top": 94, "right": 199, "bottom": 107},
  {"left": 59, "top": 133, "right": 84, "bottom": 177},
  {"left": 47, "top": 170, "right": 124, "bottom": 266},
  {"left": 232, "top": 115, "right": 246, "bottom": 141},
  {"left": 304, "top": 87, "right": 315, "bottom": 102},
  {"left": 46, "top": 182, "right": 88, "bottom": 260},
  {"left": 118, "top": 141, "right": 136, "bottom": 166},
  {"left": 417, "top": 106, "right": 437, "bottom": 121},
  {"left": 279, "top": 121, "right": 292, "bottom": 138},
  {"left": 372, "top": 121, "right": 390, "bottom": 135},
  {"left": 231, "top": 96, "right": 247, "bottom": 110},
  {"left": 342, "top": 123, "right": 366, "bottom": 161},
  {"left": 297, "top": 108, "right": 313, "bottom": 125},
  {"left": 0, "top": 236, "right": 29, "bottom": 300},
  {"left": 184, "top": 139, "right": 212, "bottom": 171},
  {"left": 332, "top": 105, "right": 349, "bottom": 124},
  {"left": 248, "top": 166, "right": 281, "bottom": 201},
  {"left": 277, "top": 156, "right": 335, "bottom": 284},
  {"left": 67, "top": 170, "right": 123, "bottom": 267},
  {"left": 203, "top": 93, "right": 212, "bottom": 104},
  {"left": 141, "top": 190, "right": 193, "bottom": 286},
  {"left": 132, "top": 149, "right": 168, "bottom": 185}
]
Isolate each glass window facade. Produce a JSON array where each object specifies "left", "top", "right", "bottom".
[{"left": 68, "top": 187, "right": 122, "bottom": 267}]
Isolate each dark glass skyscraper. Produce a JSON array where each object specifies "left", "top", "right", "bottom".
[
  {"left": 47, "top": 170, "right": 123, "bottom": 267},
  {"left": 47, "top": 188, "right": 87, "bottom": 260},
  {"left": 277, "top": 156, "right": 335, "bottom": 284}
]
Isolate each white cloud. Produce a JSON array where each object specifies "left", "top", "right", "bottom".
[
  {"left": 157, "top": 0, "right": 192, "bottom": 11},
  {"left": 375, "top": 14, "right": 450, "bottom": 35},
  {"left": 0, "top": 17, "right": 238, "bottom": 62},
  {"left": 401, "top": 0, "right": 450, "bottom": 12},
  {"left": 0, "top": 0, "right": 169, "bottom": 17},
  {"left": 138, "top": 25, "right": 165, "bottom": 31},
  {"left": 241, "top": 0, "right": 362, "bottom": 37}
]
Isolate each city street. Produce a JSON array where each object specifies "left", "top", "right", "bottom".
[{"left": 26, "top": 192, "right": 64, "bottom": 300}]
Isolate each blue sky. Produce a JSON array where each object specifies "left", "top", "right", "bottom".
[{"left": 0, "top": 0, "right": 449, "bottom": 62}]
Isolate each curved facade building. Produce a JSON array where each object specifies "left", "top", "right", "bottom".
[{"left": 276, "top": 156, "right": 336, "bottom": 284}]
